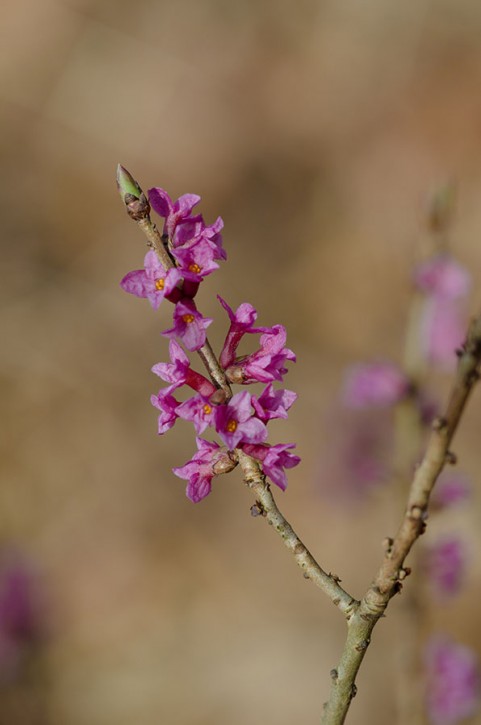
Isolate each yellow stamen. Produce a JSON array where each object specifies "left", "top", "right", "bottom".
[
  {"left": 203, "top": 404, "right": 212, "bottom": 415},
  {"left": 188, "top": 263, "right": 202, "bottom": 274},
  {"left": 182, "top": 313, "right": 195, "bottom": 324},
  {"left": 226, "top": 419, "right": 237, "bottom": 433},
  {"left": 155, "top": 278, "right": 165, "bottom": 291}
]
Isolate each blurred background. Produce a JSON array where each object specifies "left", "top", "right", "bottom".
[{"left": 2, "top": 0, "right": 481, "bottom": 723}]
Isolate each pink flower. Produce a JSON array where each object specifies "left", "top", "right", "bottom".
[
  {"left": 120, "top": 251, "right": 181, "bottom": 310},
  {"left": 150, "top": 387, "right": 180, "bottom": 435},
  {"left": 425, "top": 636, "right": 480, "bottom": 725},
  {"left": 172, "top": 438, "right": 226, "bottom": 503},
  {"left": 148, "top": 187, "right": 226, "bottom": 261},
  {"left": 162, "top": 299, "right": 213, "bottom": 352},
  {"left": 148, "top": 187, "right": 201, "bottom": 240},
  {"left": 252, "top": 383, "right": 297, "bottom": 423},
  {"left": 419, "top": 298, "right": 466, "bottom": 371},
  {"left": 152, "top": 340, "right": 216, "bottom": 396},
  {"left": 414, "top": 255, "right": 471, "bottom": 300},
  {"left": 227, "top": 325, "right": 296, "bottom": 384},
  {"left": 0, "top": 551, "right": 43, "bottom": 682},
  {"left": 214, "top": 391, "right": 267, "bottom": 449},
  {"left": 318, "top": 406, "right": 394, "bottom": 504},
  {"left": 242, "top": 443, "right": 300, "bottom": 490},
  {"left": 176, "top": 395, "right": 216, "bottom": 435},
  {"left": 424, "top": 536, "right": 465, "bottom": 599},
  {"left": 218, "top": 296, "right": 265, "bottom": 368},
  {"left": 343, "top": 362, "right": 410, "bottom": 408},
  {"left": 172, "top": 239, "right": 220, "bottom": 282}
]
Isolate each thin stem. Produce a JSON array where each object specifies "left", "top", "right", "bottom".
[
  {"left": 236, "top": 450, "right": 358, "bottom": 618},
  {"left": 321, "top": 313, "right": 481, "bottom": 724}
]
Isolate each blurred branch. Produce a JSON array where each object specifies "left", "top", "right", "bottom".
[
  {"left": 236, "top": 450, "right": 358, "bottom": 617},
  {"left": 321, "top": 313, "right": 481, "bottom": 725}
]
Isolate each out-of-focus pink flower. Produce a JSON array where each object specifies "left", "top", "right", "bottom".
[
  {"left": 318, "top": 406, "right": 394, "bottom": 504},
  {"left": 432, "top": 473, "right": 471, "bottom": 511},
  {"left": 425, "top": 636, "right": 480, "bottom": 725},
  {"left": 342, "top": 362, "right": 410, "bottom": 408},
  {"left": 414, "top": 254, "right": 471, "bottom": 371},
  {"left": 424, "top": 536, "right": 465, "bottom": 599},
  {"left": 419, "top": 298, "right": 466, "bottom": 371},
  {"left": 414, "top": 255, "right": 471, "bottom": 300},
  {"left": 0, "top": 552, "right": 43, "bottom": 682}
]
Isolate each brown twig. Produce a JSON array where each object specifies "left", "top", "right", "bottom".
[
  {"left": 236, "top": 450, "right": 358, "bottom": 617},
  {"left": 321, "top": 313, "right": 481, "bottom": 724}
]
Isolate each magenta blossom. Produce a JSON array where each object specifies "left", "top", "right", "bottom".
[
  {"left": 242, "top": 443, "right": 300, "bottom": 490},
  {"left": 149, "top": 187, "right": 227, "bottom": 261},
  {"left": 215, "top": 391, "right": 267, "bottom": 449},
  {"left": 218, "top": 296, "right": 266, "bottom": 368},
  {"left": 148, "top": 187, "right": 201, "bottom": 240},
  {"left": 120, "top": 250, "right": 181, "bottom": 310},
  {"left": 162, "top": 299, "right": 213, "bottom": 352},
  {"left": 173, "top": 238, "right": 220, "bottom": 282},
  {"left": 201, "top": 216, "right": 226, "bottom": 261},
  {"left": 252, "top": 383, "right": 297, "bottom": 422},
  {"left": 173, "top": 438, "right": 232, "bottom": 503},
  {"left": 419, "top": 297, "right": 467, "bottom": 371},
  {"left": 414, "top": 254, "right": 471, "bottom": 300},
  {"left": 176, "top": 394, "right": 216, "bottom": 435},
  {"left": 425, "top": 636, "right": 480, "bottom": 725},
  {"left": 227, "top": 325, "right": 296, "bottom": 384},
  {"left": 343, "top": 362, "right": 411, "bottom": 408},
  {"left": 152, "top": 340, "right": 216, "bottom": 396},
  {"left": 424, "top": 536, "right": 466, "bottom": 598},
  {"left": 150, "top": 387, "right": 180, "bottom": 435}
]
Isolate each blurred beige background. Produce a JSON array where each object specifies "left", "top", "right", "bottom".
[{"left": 2, "top": 1, "right": 481, "bottom": 723}]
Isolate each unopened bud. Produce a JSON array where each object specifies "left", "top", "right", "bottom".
[
  {"left": 212, "top": 453, "right": 237, "bottom": 476},
  {"left": 116, "top": 164, "right": 150, "bottom": 221}
]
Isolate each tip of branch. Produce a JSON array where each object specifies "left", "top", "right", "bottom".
[
  {"left": 116, "top": 164, "right": 150, "bottom": 221},
  {"left": 116, "top": 164, "right": 142, "bottom": 201}
]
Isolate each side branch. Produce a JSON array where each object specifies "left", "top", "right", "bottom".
[
  {"left": 236, "top": 450, "right": 358, "bottom": 618},
  {"left": 321, "top": 313, "right": 481, "bottom": 724}
]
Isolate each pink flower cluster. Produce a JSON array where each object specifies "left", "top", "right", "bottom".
[
  {"left": 414, "top": 254, "right": 471, "bottom": 371},
  {"left": 121, "top": 188, "right": 299, "bottom": 502}
]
